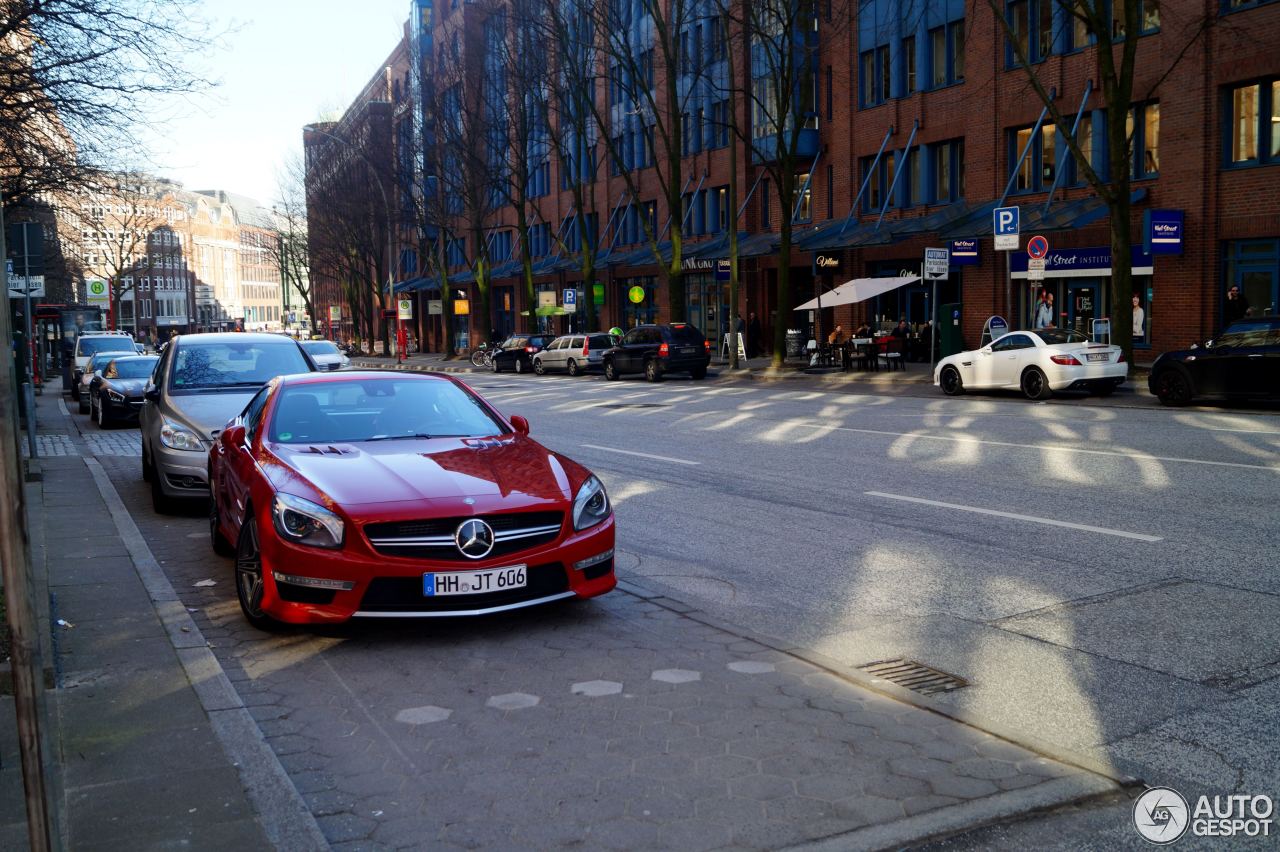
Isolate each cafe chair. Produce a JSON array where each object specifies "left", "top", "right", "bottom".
[{"left": 878, "top": 338, "right": 904, "bottom": 371}]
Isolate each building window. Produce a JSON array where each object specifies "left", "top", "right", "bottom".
[
  {"left": 1224, "top": 0, "right": 1279, "bottom": 10},
  {"left": 1227, "top": 80, "right": 1280, "bottom": 165},
  {"left": 1007, "top": 0, "right": 1053, "bottom": 65},
  {"left": 932, "top": 139, "right": 965, "bottom": 202},
  {"left": 860, "top": 51, "right": 876, "bottom": 105},
  {"left": 1127, "top": 102, "right": 1160, "bottom": 178},
  {"left": 1070, "top": 114, "right": 1096, "bottom": 184},
  {"left": 860, "top": 154, "right": 896, "bottom": 212},
  {"left": 929, "top": 20, "right": 964, "bottom": 87},
  {"left": 903, "top": 36, "right": 916, "bottom": 94},
  {"left": 1112, "top": 0, "right": 1160, "bottom": 37},
  {"left": 1009, "top": 124, "right": 1058, "bottom": 192},
  {"left": 796, "top": 173, "right": 812, "bottom": 222},
  {"left": 878, "top": 45, "right": 891, "bottom": 101}
]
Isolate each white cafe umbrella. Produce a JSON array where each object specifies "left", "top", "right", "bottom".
[{"left": 794, "top": 275, "right": 921, "bottom": 311}]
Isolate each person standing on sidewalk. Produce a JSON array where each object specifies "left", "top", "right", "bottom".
[
  {"left": 1223, "top": 285, "right": 1249, "bottom": 329},
  {"left": 747, "top": 312, "right": 762, "bottom": 358}
]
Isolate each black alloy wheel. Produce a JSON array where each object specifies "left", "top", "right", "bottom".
[
  {"left": 1153, "top": 370, "right": 1192, "bottom": 406},
  {"left": 940, "top": 366, "right": 963, "bottom": 396},
  {"left": 235, "top": 514, "right": 278, "bottom": 630},
  {"left": 1021, "top": 367, "right": 1052, "bottom": 401}
]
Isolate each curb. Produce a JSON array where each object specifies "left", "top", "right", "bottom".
[{"left": 83, "top": 457, "right": 331, "bottom": 852}]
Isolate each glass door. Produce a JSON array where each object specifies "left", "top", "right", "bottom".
[{"left": 1067, "top": 281, "right": 1099, "bottom": 335}]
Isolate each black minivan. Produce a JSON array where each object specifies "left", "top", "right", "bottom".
[{"left": 603, "top": 323, "right": 711, "bottom": 382}]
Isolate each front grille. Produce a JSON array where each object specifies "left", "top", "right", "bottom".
[
  {"left": 275, "top": 583, "right": 337, "bottom": 605},
  {"left": 364, "top": 511, "right": 564, "bottom": 561},
  {"left": 358, "top": 561, "right": 568, "bottom": 613}
]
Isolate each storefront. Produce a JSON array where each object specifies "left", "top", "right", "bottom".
[
  {"left": 493, "top": 285, "right": 516, "bottom": 338},
  {"left": 619, "top": 276, "right": 658, "bottom": 328},
  {"left": 1224, "top": 239, "right": 1279, "bottom": 326},
  {"left": 866, "top": 259, "right": 960, "bottom": 331},
  {"left": 1012, "top": 246, "right": 1153, "bottom": 340},
  {"left": 685, "top": 271, "right": 729, "bottom": 344}
]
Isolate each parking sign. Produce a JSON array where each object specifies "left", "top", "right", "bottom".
[
  {"left": 923, "top": 247, "right": 950, "bottom": 280},
  {"left": 994, "top": 206, "right": 1020, "bottom": 250},
  {"left": 563, "top": 288, "right": 577, "bottom": 308}
]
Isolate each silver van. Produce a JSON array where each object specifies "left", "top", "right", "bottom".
[
  {"left": 140, "top": 333, "right": 315, "bottom": 512},
  {"left": 532, "top": 333, "right": 618, "bottom": 376}
]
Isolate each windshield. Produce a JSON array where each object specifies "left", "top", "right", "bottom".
[
  {"left": 110, "top": 358, "right": 158, "bottom": 379},
  {"left": 79, "top": 337, "right": 135, "bottom": 357},
  {"left": 170, "top": 341, "right": 310, "bottom": 392},
  {"left": 302, "top": 341, "right": 340, "bottom": 356},
  {"left": 1035, "top": 329, "right": 1089, "bottom": 345},
  {"left": 269, "top": 379, "right": 504, "bottom": 444},
  {"left": 664, "top": 324, "right": 705, "bottom": 344}
]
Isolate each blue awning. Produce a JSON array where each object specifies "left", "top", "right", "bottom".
[
  {"left": 940, "top": 190, "right": 1147, "bottom": 239},
  {"left": 392, "top": 276, "right": 426, "bottom": 294}
]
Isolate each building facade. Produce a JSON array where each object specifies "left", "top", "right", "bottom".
[{"left": 313, "top": 0, "right": 1280, "bottom": 358}]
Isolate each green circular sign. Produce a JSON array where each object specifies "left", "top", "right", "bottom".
[
  {"left": 628, "top": 285, "right": 645, "bottom": 304},
  {"left": 88, "top": 280, "right": 107, "bottom": 296}
]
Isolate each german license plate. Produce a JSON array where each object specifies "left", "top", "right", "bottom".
[
  {"left": 424, "top": 564, "right": 527, "bottom": 596},
  {"left": 680, "top": 346, "right": 697, "bottom": 354},
  {"left": 1086, "top": 353, "right": 1109, "bottom": 362}
]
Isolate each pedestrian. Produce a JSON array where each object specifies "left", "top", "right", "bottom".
[
  {"left": 1132, "top": 295, "right": 1145, "bottom": 339},
  {"left": 1223, "top": 285, "right": 1249, "bottom": 327},
  {"left": 746, "top": 311, "right": 762, "bottom": 358},
  {"left": 891, "top": 319, "right": 908, "bottom": 339},
  {"left": 827, "top": 324, "right": 845, "bottom": 345},
  {"left": 1034, "top": 290, "right": 1055, "bottom": 329}
]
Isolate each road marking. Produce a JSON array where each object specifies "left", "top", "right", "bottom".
[
  {"left": 865, "top": 491, "right": 1163, "bottom": 542},
  {"left": 581, "top": 443, "right": 700, "bottom": 466},
  {"left": 796, "top": 422, "right": 1280, "bottom": 473}
]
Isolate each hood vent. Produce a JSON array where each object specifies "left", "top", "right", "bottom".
[{"left": 302, "top": 445, "right": 350, "bottom": 456}]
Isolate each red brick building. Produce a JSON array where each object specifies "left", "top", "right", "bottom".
[{"left": 326, "top": 0, "right": 1280, "bottom": 359}]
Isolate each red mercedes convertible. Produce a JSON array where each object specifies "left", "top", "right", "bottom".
[{"left": 207, "top": 371, "right": 616, "bottom": 628}]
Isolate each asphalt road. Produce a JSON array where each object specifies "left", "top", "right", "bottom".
[{"left": 463, "top": 372, "right": 1280, "bottom": 814}]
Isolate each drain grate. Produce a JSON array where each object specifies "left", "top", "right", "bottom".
[
  {"left": 600, "top": 403, "right": 669, "bottom": 409},
  {"left": 857, "top": 658, "right": 968, "bottom": 695}
]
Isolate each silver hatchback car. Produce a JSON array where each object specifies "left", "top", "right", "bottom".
[
  {"left": 140, "top": 333, "right": 315, "bottom": 512},
  {"left": 533, "top": 333, "right": 618, "bottom": 376}
]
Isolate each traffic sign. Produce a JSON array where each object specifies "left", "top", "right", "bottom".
[
  {"left": 563, "top": 288, "right": 577, "bottom": 308},
  {"left": 923, "top": 247, "right": 950, "bottom": 280},
  {"left": 86, "top": 279, "right": 109, "bottom": 304},
  {"left": 397, "top": 298, "right": 413, "bottom": 320},
  {"left": 994, "top": 206, "right": 1020, "bottom": 251},
  {"left": 1027, "top": 235, "right": 1049, "bottom": 259},
  {"left": 1027, "top": 258, "right": 1046, "bottom": 281}
]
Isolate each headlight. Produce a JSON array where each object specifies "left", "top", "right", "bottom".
[
  {"left": 572, "top": 475, "right": 610, "bottom": 531},
  {"left": 160, "top": 419, "right": 205, "bottom": 452},
  {"left": 108, "top": 390, "right": 125, "bottom": 403},
  {"left": 272, "top": 493, "right": 344, "bottom": 549}
]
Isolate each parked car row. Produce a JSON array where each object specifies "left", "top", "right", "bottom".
[{"left": 489, "top": 323, "right": 713, "bottom": 382}]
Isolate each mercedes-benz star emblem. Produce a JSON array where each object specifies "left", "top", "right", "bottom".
[{"left": 455, "top": 519, "right": 495, "bottom": 559}]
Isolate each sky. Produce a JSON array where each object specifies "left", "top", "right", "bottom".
[{"left": 144, "top": 0, "right": 412, "bottom": 207}]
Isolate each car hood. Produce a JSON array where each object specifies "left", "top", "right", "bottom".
[
  {"left": 166, "top": 391, "right": 258, "bottom": 438},
  {"left": 107, "top": 379, "right": 147, "bottom": 394},
  {"left": 265, "top": 434, "right": 580, "bottom": 510}
]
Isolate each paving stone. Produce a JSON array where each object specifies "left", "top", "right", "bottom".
[
  {"left": 627, "top": 792, "right": 696, "bottom": 821},
  {"left": 651, "top": 668, "right": 701, "bottom": 684},
  {"left": 888, "top": 755, "right": 955, "bottom": 780},
  {"left": 794, "top": 773, "right": 865, "bottom": 802},
  {"left": 657, "top": 818, "right": 734, "bottom": 851},
  {"left": 316, "top": 813, "right": 378, "bottom": 843},
  {"left": 927, "top": 773, "right": 1001, "bottom": 800},
  {"left": 485, "top": 692, "right": 540, "bottom": 711},
  {"left": 863, "top": 772, "right": 932, "bottom": 799},
  {"left": 955, "top": 756, "right": 1022, "bottom": 780},
  {"left": 728, "top": 773, "right": 795, "bottom": 801},
  {"left": 633, "top": 753, "right": 697, "bottom": 779},
  {"left": 696, "top": 753, "right": 760, "bottom": 779},
  {"left": 903, "top": 793, "right": 964, "bottom": 816},
  {"left": 439, "top": 819, "right": 517, "bottom": 849},
  {"left": 571, "top": 679, "right": 623, "bottom": 697},
  {"left": 831, "top": 793, "right": 907, "bottom": 826},
  {"left": 728, "top": 660, "right": 777, "bottom": 674},
  {"left": 394, "top": 705, "right": 452, "bottom": 725}
]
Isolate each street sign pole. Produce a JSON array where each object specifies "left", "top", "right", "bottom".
[{"left": 923, "top": 248, "right": 950, "bottom": 368}]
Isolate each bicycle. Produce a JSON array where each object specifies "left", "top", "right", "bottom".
[{"left": 469, "top": 343, "right": 493, "bottom": 368}]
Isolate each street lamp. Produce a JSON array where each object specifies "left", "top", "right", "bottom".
[{"left": 305, "top": 125, "right": 395, "bottom": 351}]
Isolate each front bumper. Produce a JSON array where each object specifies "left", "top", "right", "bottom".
[
  {"left": 1045, "top": 362, "right": 1128, "bottom": 391},
  {"left": 154, "top": 441, "right": 210, "bottom": 495},
  {"left": 104, "top": 396, "right": 144, "bottom": 420},
  {"left": 256, "top": 513, "right": 617, "bottom": 623}
]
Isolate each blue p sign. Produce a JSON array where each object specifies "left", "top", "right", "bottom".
[{"left": 995, "top": 207, "right": 1020, "bottom": 235}]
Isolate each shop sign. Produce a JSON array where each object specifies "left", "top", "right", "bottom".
[
  {"left": 427, "top": 299, "right": 443, "bottom": 315},
  {"left": 628, "top": 285, "right": 646, "bottom": 304},
  {"left": 715, "top": 258, "right": 731, "bottom": 282},
  {"left": 950, "top": 239, "right": 979, "bottom": 265},
  {"left": 681, "top": 257, "right": 715, "bottom": 271},
  {"left": 1144, "top": 209, "right": 1184, "bottom": 255},
  {"left": 814, "top": 253, "right": 840, "bottom": 271},
  {"left": 454, "top": 298, "right": 470, "bottom": 315},
  {"left": 328, "top": 305, "right": 342, "bottom": 322},
  {"left": 1011, "top": 246, "right": 1154, "bottom": 279},
  {"left": 537, "top": 291, "right": 556, "bottom": 307}
]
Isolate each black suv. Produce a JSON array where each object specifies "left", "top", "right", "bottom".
[
  {"left": 491, "top": 335, "right": 553, "bottom": 374},
  {"left": 1149, "top": 316, "right": 1280, "bottom": 405},
  {"left": 603, "top": 323, "right": 711, "bottom": 382}
]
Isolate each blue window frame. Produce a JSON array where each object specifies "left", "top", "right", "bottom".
[
  {"left": 527, "top": 223, "right": 550, "bottom": 258},
  {"left": 1225, "top": 79, "right": 1280, "bottom": 167},
  {"left": 860, "top": 153, "right": 896, "bottom": 212},
  {"left": 1129, "top": 102, "right": 1160, "bottom": 179},
  {"left": 1006, "top": 0, "right": 1054, "bottom": 67},
  {"left": 1223, "top": 0, "right": 1278, "bottom": 11},
  {"left": 859, "top": 45, "right": 891, "bottom": 106},
  {"left": 930, "top": 139, "right": 965, "bottom": 202},
  {"left": 1008, "top": 124, "right": 1058, "bottom": 193},
  {"left": 446, "top": 238, "right": 467, "bottom": 267}
]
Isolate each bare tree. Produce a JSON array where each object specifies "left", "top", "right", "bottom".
[
  {"left": 720, "top": 0, "right": 841, "bottom": 366},
  {"left": 270, "top": 153, "right": 316, "bottom": 330},
  {"left": 985, "top": 0, "right": 1224, "bottom": 359},
  {"left": 0, "top": 0, "right": 217, "bottom": 205}
]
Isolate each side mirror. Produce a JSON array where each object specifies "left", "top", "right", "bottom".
[
  {"left": 144, "top": 386, "right": 160, "bottom": 402},
  {"left": 223, "top": 424, "right": 247, "bottom": 447},
  {"left": 509, "top": 414, "right": 530, "bottom": 436},
  {"left": 980, "top": 345, "right": 993, "bottom": 355}
]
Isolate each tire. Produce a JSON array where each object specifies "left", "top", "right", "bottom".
[
  {"left": 149, "top": 454, "right": 176, "bottom": 514},
  {"left": 235, "top": 514, "right": 280, "bottom": 631},
  {"left": 644, "top": 359, "right": 662, "bottom": 382},
  {"left": 78, "top": 392, "right": 90, "bottom": 414},
  {"left": 470, "top": 349, "right": 487, "bottom": 367},
  {"left": 95, "top": 394, "right": 109, "bottom": 428},
  {"left": 1152, "top": 370, "right": 1192, "bottom": 406},
  {"left": 690, "top": 366, "right": 707, "bottom": 380},
  {"left": 491, "top": 358, "right": 500, "bottom": 373},
  {"left": 514, "top": 357, "right": 525, "bottom": 374},
  {"left": 604, "top": 359, "right": 619, "bottom": 381},
  {"left": 566, "top": 359, "right": 580, "bottom": 377},
  {"left": 142, "top": 442, "right": 152, "bottom": 482},
  {"left": 209, "top": 480, "right": 235, "bottom": 557},
  {"left": 939, "top": 366, "right": 963, "bottom": 396},
  {"left": 533, "top": 357, "right": 546, "bottom": 375},
  {"left": 1021, "top": 367, "right": 1052, "bottom": 401}
]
